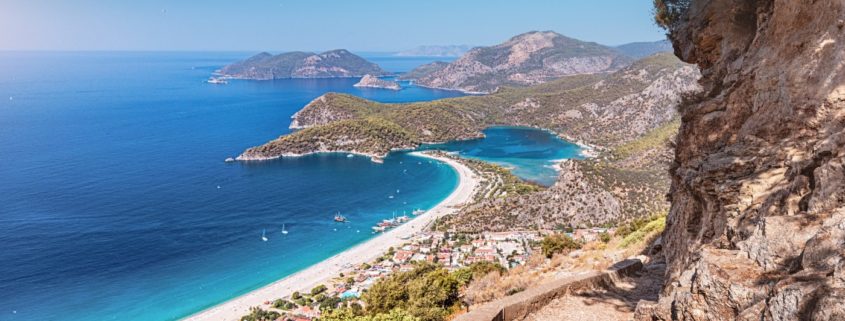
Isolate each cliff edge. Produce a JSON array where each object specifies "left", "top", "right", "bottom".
[{"left": 637, "top": 1, "right": 845, "bottom": 320}]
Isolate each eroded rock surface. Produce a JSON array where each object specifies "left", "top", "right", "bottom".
[{"left": 637, "top": 1, "right": 845, "bottom": 320}]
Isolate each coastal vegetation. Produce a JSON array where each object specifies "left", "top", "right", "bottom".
[
  {"left": 240, "top": 53, "right": 698, "bottom": 160},
  {"left": 241, "top": 307, "right": 281, "bottom": 321},
  {"left": 435, "top": 119, "right": 677, "bottom": 231},
  {"left": 239, "top": 118, "right": 418, "bottom": 160},
  {"left": 218, "top": 49, "right": 388, "bottom": 80},
  {"left": 320, "top": 262, "right": 505, "bottom": 321},
  {"left": 540, "top": 234, "right": 581, "bottom": 258}
]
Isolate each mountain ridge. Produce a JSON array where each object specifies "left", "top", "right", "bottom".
[
  {"left": 409, "top": 31, "right": 632, "bottom": 93},
  {"left": 217, "top": 49, "right": 388, "bottom": 80}
]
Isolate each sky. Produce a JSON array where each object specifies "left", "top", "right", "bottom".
[{"left": 0, "top": 0, "right": 666, "bottom": 52}]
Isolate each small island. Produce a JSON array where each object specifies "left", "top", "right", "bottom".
[
  {"left": 353, "top": 74, "right": 401, "bottom": 90},
  {"left": 216, "top": 49, "right": 388, "bottom": 80}
]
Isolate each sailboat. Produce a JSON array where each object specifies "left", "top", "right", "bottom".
[
  {"left": 281, "top": 224, "right": 289, "bottom": 235},
  {"left": 261, "top": 229, "right": 268, "bottom": 242}
]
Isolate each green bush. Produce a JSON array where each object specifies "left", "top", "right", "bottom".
[
  {"left": 540, "top": 234, "right": 581, "bottom": 258},
  {"left": 272, "top": 299, "right": 295, "bottom": 310},
  {"left": 452, "top": 262, "right": 507, "bottom": 286},
  {"left": 361, "top": 263, "right": 460, "bottom": 321},
  {"left": 599, "top": 231, "right": 612, "bottom": 243},
  {"left": 321, "top": 307, "right": 421, "bottom": 321},
  {"left": 240, "top": 307, "right": 280, "bottom": 321},
  {"left": 312, "top": 284, "right": 328, "bottom": 296},
  {"left": 653, "top": 0, "right": 691, "bottom": 29},
  {"left": 620, "top": 216, "right": 666, "bottom": 248}
]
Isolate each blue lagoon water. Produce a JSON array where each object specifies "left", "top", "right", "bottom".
[
  {"left": 0, "top": 52, "right": 579, "bottom": 321},
  {"left": 421, "top": 127, "right": 584, "bottom": 186}
]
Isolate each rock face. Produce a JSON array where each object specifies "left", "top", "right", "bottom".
[
  {"left": 636, "top": 1, "right": 845, "bottom": 320},
  {"left": 217, "top": 49, "right": 387, "bottom": 80},
  {"left": 415, "top": 31, "right": 631, "bottom": 93},
  {"left": 353, "top": 74, "right": 401, "bottom": 90}
]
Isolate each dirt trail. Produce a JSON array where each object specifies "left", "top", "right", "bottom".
[{"left": 520, "top": 262, "right": 664, "bottom": 321}]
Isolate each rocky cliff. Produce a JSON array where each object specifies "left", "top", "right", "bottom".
[
  {"left": 636, "top": 1, "right": 845, "bottom": 320},
  {"left": 415, "top": 31, "right": 632, "bottom": 93},
  {"left": 217, "top": 49, "right": 387, "bottom": 80}
]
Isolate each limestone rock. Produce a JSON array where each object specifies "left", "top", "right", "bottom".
[{"left": 636, "top": 0, "right": 845, "bottom": 320}]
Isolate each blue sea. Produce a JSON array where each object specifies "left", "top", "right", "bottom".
[{"left": 0, "top": 52, "right": 579, "bottom": 321}]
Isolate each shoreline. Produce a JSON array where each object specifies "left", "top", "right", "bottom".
[{"left": 184, "top": 151, "right": 479, "bottom": 321}]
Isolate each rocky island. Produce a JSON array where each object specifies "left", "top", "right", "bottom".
[
  {"left": 216, "top": 49, "right": 388, "bottom": 80},
  {"left": 353, "top": 74, "right": 401, "bottom": 90}
]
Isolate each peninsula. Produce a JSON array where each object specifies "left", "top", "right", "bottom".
[{"left": 237, "top": 53, "right": 698, "bottom": 161}]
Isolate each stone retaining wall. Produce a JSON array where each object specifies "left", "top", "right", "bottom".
[{"left": 455, "top": 258, "right": 644, "bottom": 321}]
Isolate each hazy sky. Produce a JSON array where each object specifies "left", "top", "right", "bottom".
[{"left": 0, "top": 0, "right": 666, "bottom": 52}]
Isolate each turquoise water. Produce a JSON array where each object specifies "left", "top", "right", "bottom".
[
  {"left": 0, "top": 52, "right": 461, "bottom": 321},
  {"left": 420, "top": 127, "right": 584, "bottom": 186},
  {"left": 0, "top": 52, "right": 580, "bottom": 321}
]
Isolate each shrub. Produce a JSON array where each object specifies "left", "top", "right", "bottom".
[
  {"left": 540, "top": 234, "right": 581, "bottom": 258},
  {"left": 312, "top": 284, "right": 328, "bottom": 296},
  {"left": 620, "top": 216, "right": 666, "bottom": 248},
  {"left": 240, "top": 307, "right": 280, "bottom": 321},
  {"left": 653, "top": 0, "right": 692, "bottom": 29},
  {"left": 463, "top": 266, "right": 536, "bottom": 306},
  {"left": 321, "top": 307, "right": 421, "bottom": 321},
  {"left": 452, "top": 262, "right": 506, "bottom": 286},
  {"left": 362, "top": 263, "right": 460, "bottom": 321},
  {"left": 272, "top": 299, "right": 295, "bottom": 310},
  {"left": 599, "top": 231, "right": 612, "bottom": 243}
]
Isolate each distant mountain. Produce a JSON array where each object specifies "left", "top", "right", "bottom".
[
  {"left": 614, "top": 40, "right": 673, "bottom": 59},
  {"left": 395, "top": 45, "right": 473, "bottom": 57},
  {"left": 217, "top": 49, "right": 388, "bottom": 80},
  {"left": 414, "top": 31, "right": 632, "bottom": 93}
]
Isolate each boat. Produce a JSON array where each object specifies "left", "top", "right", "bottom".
[
  {"left": 334, "top": 213, "right": 348, "bottom": 223},
  {"left": 372, "top": 226, "right": 387, "bottom": 232},
  {"left": 412, "top": 209, "right": 425, "bottom": 215},
  {"left": 207, "top": 77, "right": 228, "bottom": 84},
  {"left": 347, "top": 154, "right": 354, "bottom": 158},
  {"left": 261, "top": 229, "right": 268, "bottom": 242},
  {"left": 281, "top": 224, "right": 288, "bottom": 235}
]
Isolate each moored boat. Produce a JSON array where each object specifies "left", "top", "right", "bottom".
[{"left": 334, "top": 213, "right": 348, "bottom": 222}]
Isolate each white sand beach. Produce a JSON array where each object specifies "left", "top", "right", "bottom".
[{"left": 184, "top": 152, "right": 479, "bottom": 321}]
